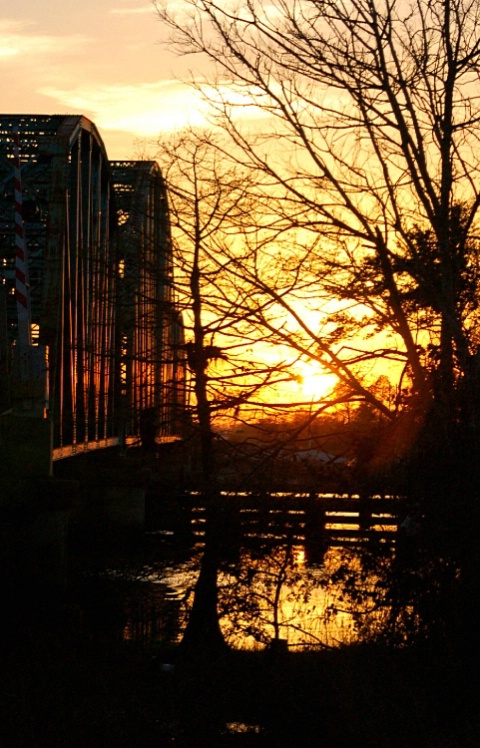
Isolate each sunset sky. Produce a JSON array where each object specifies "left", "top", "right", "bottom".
[{"left": 0, "top": 0, "right": 209, "bottom": 159}]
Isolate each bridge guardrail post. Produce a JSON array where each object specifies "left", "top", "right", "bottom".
[{"left": 304, "top": 496, "right": 326, "bottom": 563}]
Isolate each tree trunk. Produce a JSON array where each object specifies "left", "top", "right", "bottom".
[{"left": 178, "top": 495, "right": 228, "bottom": 656}]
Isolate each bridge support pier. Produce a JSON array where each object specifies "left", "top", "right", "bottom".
[
  {"left": 0, "top": 412, "right": 70, "bottom": 602},
  {"left": 0, "top": 476, "right": 76, "bottom": 604},
  {"left": 0, "top": 413, "right": 53, "bottom": 477}
]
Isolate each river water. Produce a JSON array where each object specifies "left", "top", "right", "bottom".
[{"left": 108, "top": 536, "right": 393, "bottom": 651}]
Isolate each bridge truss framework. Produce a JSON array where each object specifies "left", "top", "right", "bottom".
[{"left": 0, "top": 115, "right": 186, "bottom": 458}]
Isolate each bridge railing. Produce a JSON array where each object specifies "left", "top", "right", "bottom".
[{"left": 147, "top": 491, "right": 405, "bottom": 551}]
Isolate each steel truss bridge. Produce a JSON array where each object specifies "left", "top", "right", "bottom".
[{"left": 0, "top": 115, "right": 186, "bottom": 461}]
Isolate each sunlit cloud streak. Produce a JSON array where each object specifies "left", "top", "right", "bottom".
[{"left": 38, "top": 80, "right": 210, "bottom": 134}]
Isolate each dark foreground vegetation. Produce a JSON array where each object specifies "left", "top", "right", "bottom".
[{"left": 3, "top": 577, "right": 479, "bottom": 748}]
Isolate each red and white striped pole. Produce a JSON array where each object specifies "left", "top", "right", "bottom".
[{"left": 13, "top": 126, "right": 31, "bottom": 347}]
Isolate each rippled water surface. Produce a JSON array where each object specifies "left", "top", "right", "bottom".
[{"left": 117, "top": 540, "right": 391, "bottom": 650}]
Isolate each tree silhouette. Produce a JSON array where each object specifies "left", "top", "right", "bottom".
[
  {"left": 156, "top": 130, "right": 301, "bottom": 653},
  {"left": 155, "top": 0, "right": 480, "bottom": 644}
]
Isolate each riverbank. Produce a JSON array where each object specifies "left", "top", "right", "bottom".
[{"left": 2, "top": 598, "right": 477, "bottom": 748}]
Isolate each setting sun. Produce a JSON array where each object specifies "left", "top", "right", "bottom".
[{"left": 296, "top": 362, "right": 338, "bottom": 401}]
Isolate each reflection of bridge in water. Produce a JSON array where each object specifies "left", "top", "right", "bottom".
[{"left": 0, "top": 115, "right": 186, "bottom": 468}]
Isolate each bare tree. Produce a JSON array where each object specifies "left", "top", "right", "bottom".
[
  {"left": 157, "top": 129, "right": 305, "bottom": 652},
  {"left": 157, "top": 130, "right": 299, "bottom": 485},
  {"left": 155, "top": 0, "right": 480, "bottom": 438}
]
